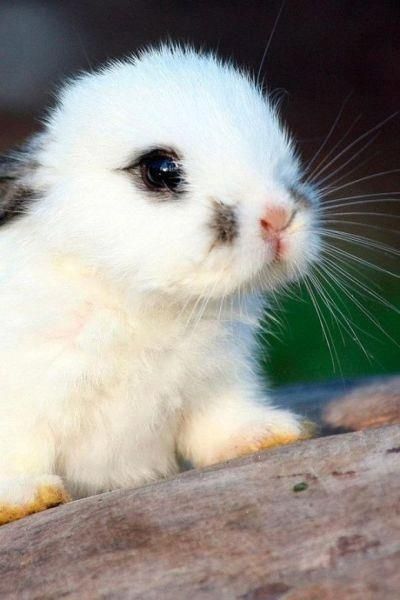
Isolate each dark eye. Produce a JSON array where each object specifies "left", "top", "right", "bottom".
[{"left": 139, "top": 151, "right": 183, "bottom": 192}]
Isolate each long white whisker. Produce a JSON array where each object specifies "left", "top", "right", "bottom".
[
  {"left": 319, "top": 169, "right": 400, "bottom": 196},
  {"left": 310, "top": 112, "right": 398, "bottom": 184},
  {"left": 304, "top": 93, "right": 353, "bottom": 178},
  {"left": 307, "top": 113, "right": 363, "bottom": 182},
  {"left": 321, "top": 229, "right": 400, "bottom": 257},
  {"left": 319, "top": 253, "right": 400, "bottom": 348},
  {"left": 320, "top": 218, "right": 400, "bottom": 235},
  {"left": 322, "top": 191, "right": 400, "bottom": 207},
  {"left": 303, "top": 274, "right": 338, "bottom": 371},
  {"left": 314, "top": 135, "right": 378, "bottom": 189},
  {"left": 307, "top": 269, "right": 347, "bottom": 346},
  {"left": 256, "top": 0, "right": 286, "bottom": 84},
  {"left": 321, "top": 241, "right": 400, "bottom": 279},
  {"left": 313, "top": 263, "right": 377, "bottom": 355},
  {"left": 321, "top": 210, "right": 400, "bottom": 219},
  {"left": 320, "top": 248, "right": 400, "bottom": 316}
]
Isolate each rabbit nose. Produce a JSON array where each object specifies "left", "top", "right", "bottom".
[{"left": 260, "top": 206, "right": 296, "bottom": 235}]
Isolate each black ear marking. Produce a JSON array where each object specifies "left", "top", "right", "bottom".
[{"left": 0, "top": 148, "right": 36, "bottom": 225}]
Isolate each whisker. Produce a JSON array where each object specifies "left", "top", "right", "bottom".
[
  {"left": 312, "top": 264, "right": 376, "bottom": 354},
  {"left": 322, "top": 191, "right": 400, "bottom": 207},
  {"left": 307, "top": 269, "right": 347, "bottom": 346},
  {"left": 320, "top": 218, "right": 400, "bottom": 235},
  {"left": 310, "top": 112, "right": 398, "bottom": 184},
  {"left": 319, "top": 168, "right": 400, "bottom": 196},
  {"left": 256, "top": 0, "right": 286, "bottom": 84},
  {"left": 321, "top": 241, "right": 400, "bottom": 279},
  {"left": 314, "top": 135, "right": 378, "bottom": 189},
  {"left": 311, "top": 268, "right": 378, "bottom": 360},
  {"left": 304, "top": 92, "right": 354, "bottom": 178},
  {"left": 319, "top": 253, "right": 400, "bottom": 348},
  {"left": 320, "top": 247, "right": 400, "bottom": 314},
  {"left": 306, "top": 113, "right": 362, "bottom": 182},
  {"left": 321, "top": 210, "right": 400, "bottom": 219},
  {"left": 303, "top": 274, "right": 339, "bottom": 371},
  {"left": 321, "top": 229, "right": 400, "bottom": 257}
]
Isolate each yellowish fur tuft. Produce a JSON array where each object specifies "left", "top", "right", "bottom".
[
  {"left": 216, "top": 420, "right": 316, "bottom": 463},
  {"left": 0, "top": 484, "right": 70, "bottom": 526}
]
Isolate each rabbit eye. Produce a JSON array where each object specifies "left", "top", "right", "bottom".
[{"left": 139, "top": 151, "right": 183, "bottom": 192}]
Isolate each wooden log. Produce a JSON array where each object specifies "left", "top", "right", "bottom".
[
  {"left": 0, "top": 415, "right": 399, "bottom": 598},
  {"left": 323, "top": 376, "right": 400, "bottom": 431},
  {"left": 273, "top": 374, "right": 400, "bottom": 433}
]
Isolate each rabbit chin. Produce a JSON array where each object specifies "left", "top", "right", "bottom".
[{"left": 161, "top": 249, "right": 317, "bottom": 302}]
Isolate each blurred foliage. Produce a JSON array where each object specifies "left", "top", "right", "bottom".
[{"left": 259, "top": 273, "right": 400, "bottom": 386}]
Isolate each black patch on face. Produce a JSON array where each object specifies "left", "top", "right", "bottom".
[
  {"left": 210, "top": 200, "right": 238, "bottom": 244},
  {"left": 0, "top": 146, "right": 37, "bottom": 225},
  {"left": 288, "top": 185, "right": 312, "bottom": 209}
]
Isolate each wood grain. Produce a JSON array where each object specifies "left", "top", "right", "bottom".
[
  {"left": 323, "top": 377, "right": 400, "bottom": 431},
  {"left": 0, "top": 418, "right": 399, "bottom": 598}
]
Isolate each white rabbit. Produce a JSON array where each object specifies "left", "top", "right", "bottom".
[{"left": 0, "top": 45, "right": 319, "bottom": 524}]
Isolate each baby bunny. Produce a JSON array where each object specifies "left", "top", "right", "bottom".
[{"left": 0, "top": 46, "right": 319, "bottom": 524}]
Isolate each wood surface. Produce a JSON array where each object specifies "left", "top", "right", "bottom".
[{"left": 0, "top": 377, "right": 399, "bottom": 599}]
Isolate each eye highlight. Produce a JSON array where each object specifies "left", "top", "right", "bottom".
[{"left": 138, "top": 150, "right": 183, "bottom": 193}]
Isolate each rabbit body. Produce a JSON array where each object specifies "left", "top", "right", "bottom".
[{"left": 0, "top": 47, "right": 318, "bottom": 523}]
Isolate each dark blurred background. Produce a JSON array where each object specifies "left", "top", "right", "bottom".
[{"left": 1, "top": 0, "right": 399, "bottom": 385}]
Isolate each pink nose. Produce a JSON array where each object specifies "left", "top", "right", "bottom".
[{"left": 260, "top": 205, "right": 294, "bottom": 234}]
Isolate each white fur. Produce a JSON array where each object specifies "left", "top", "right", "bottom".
[{"left": 0, "top": 46, "right": 319, "bottom": 506}]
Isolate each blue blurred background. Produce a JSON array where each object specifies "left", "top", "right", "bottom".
[{"left": 0, "top": 0, "right": 399, "bottom": 385}]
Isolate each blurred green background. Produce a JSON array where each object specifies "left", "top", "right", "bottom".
[
  {"left": 0, "top": 1, "right": 399, "bottom": 385},
  {"left": 262, "top": 274, "right": 400, "bottom": 385}
]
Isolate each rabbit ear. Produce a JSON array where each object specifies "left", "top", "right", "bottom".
[{"left": 0, "top": 150, "right": 35, "bottom": 225}]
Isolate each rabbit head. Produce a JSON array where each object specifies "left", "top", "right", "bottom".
[{"left": 2, "top": 46, "right": 320, "bottom": 301}]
